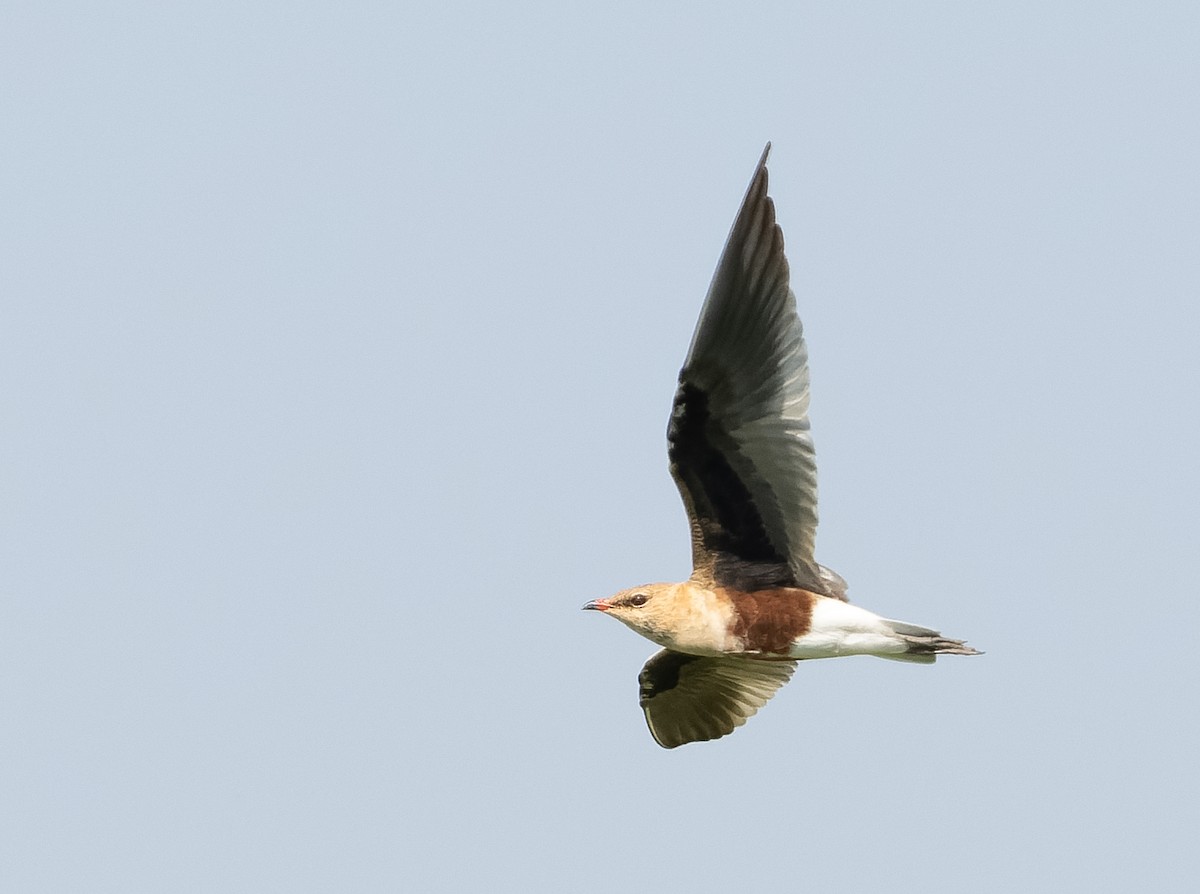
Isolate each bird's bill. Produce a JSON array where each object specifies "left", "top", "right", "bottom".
[{"left": 581, "top": 599, "right": 612, "bottom": 612}]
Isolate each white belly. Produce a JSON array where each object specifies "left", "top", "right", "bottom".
[{"left": 788, "top": 598, "right": 909, "bottom": 660}]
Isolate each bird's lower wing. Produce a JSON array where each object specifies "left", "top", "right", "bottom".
[{"left": 638, "top": 649, "right": 796, "bottom": 749}]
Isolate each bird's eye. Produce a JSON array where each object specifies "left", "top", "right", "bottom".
[{"left": 629, "top": 593, "right": 649, "bottom": 607}]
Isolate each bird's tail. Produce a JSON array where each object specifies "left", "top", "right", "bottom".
[{"left": 878, "top": 618, "right": 982, "bottom": 664}]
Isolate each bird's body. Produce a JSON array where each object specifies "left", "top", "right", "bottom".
[
  {"left": 594, "top": 581, "right": 976, "bottom": 662},
  {"left": 585, "top": 144, "right": 979, "bottom": 748}
]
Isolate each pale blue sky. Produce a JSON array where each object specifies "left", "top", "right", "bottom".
[{"left": 3, "top": 2, "right": 1198, "bottom": 891}]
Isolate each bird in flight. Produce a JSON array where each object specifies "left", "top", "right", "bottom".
[{"left": 584, "top": 144, "right": 979, "bottom": 748}]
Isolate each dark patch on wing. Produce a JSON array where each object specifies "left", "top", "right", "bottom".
[
  {"left": 712, "top": 553, "right": 798, "bottom": 592},
  {"left": 668, "top": 381, "right": 795, "bottom": 590},
  {"left": 638, "top": 649, "right": 701, "bottom": 703},
  {"left": 726, "top": 587, "right": 816, "bottom": 654}
]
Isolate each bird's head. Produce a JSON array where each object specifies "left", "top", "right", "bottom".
[{"left": 582, "top": 583, "right": 682, "bottom": 644}]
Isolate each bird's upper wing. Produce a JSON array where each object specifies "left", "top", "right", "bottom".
[
  {"left": 638, "top": 649, "right": 796, "bottom": 749},
  {"left": 668, "top": 143, "right": 824, "bottom": 593}
]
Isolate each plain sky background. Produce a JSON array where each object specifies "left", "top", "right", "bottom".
[{"left": 3, "top": 2, "right": 1198, "bottom": 891}]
